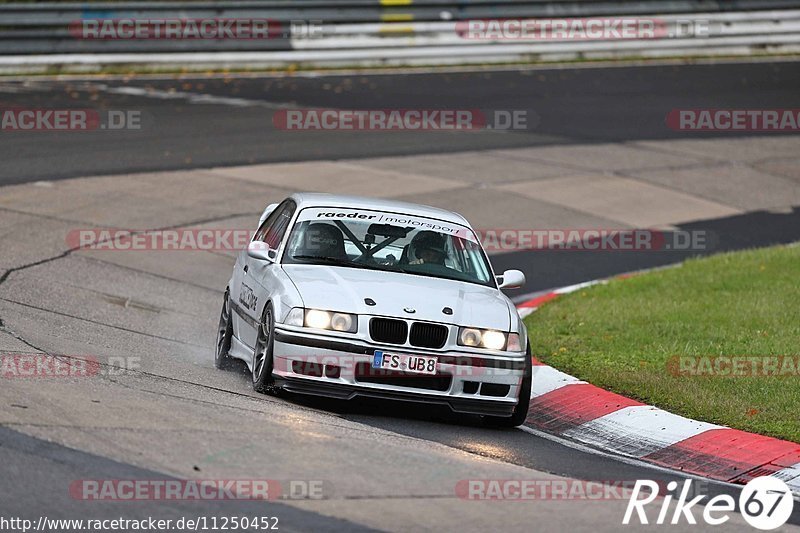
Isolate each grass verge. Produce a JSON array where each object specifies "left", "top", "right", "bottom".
[{"left": 525, "top": 245, "right": 800, "bottom": 443}]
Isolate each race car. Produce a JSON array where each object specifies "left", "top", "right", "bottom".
[{"left": 215, "top": 193, "right": 532, "bottom": 426}]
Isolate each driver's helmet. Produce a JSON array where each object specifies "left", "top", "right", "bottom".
[
  {"left": 295, "top": 223, "right": 347, "bottom": 260},
  {"left": 408, "top": 231, "right": 447, "bottom": 265}
]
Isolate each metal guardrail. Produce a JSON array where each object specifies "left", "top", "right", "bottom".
[{"left": 1, "top": 1, "right": 799, "bottom": 70}]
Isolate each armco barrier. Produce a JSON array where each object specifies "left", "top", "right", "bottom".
[{"left": 1, "top": 1, "right": 800, "bottom": 70}]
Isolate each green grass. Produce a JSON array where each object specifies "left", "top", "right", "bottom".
[{"left": 525, "top": 245, "right": 800, "bottom": 443}]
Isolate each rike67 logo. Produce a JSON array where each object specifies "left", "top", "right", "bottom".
[{"left": 623, "top": 477, "right": 794, "bottom": 530}]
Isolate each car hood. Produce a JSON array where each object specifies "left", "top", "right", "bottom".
[{"left": 283, "top": 265, "right": 511, "bottom": 330}]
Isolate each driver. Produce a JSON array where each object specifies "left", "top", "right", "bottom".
[
  {"left": 294, "top": 223, "right": 347, "bottom": 260},
  {"left": 408, "top": 231, "right": 447, "bottom": 266}
]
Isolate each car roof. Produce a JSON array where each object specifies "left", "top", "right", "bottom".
[{"left": 288, "top": 192, "right": 472, "bottom": 227}]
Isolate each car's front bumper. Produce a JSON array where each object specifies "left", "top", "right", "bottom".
[{"left": 273, "top": 327, "right": 527, "bottom": 417}]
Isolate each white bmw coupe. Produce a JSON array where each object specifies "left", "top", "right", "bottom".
[{"left": 216, "top": 193, "right": 532, "bottom": 426}]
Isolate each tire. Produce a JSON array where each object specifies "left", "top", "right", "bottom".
[
  {"left": 252, "top": 303, "right": 276, "bottom": 394},
  {"left": 214, "top": 290, "right": 235, "bottom": 370},
  {"left": 485, "top": 345, "right": 532, "bottom": 428}
]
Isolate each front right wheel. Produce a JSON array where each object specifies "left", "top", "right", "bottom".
[
  {"left": 214, "top": 290, "right": 234, "bottom": 370},
  {"left": 252, "top": 303, "right": 276, "bottom": 394},
  {"left": 485, "top": 345, "right": 532, "bottom": 428}
]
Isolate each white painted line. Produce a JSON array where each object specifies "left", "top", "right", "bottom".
[
  {"left": 512, "top": 292, "right": 544, "bottom": 305},
  {"left": 789, "top": 475, "right": 800, "bottom": 494},
  {"left": 561, "top": 405, "right": 723, "bottom": 458},
  {"left": 531, "top": 365, "right": 586, "bottom": 398},
  {"left": 85, "top": 83, "right": 292, "bottom": 110},
  {"left": 553, "top": 279, "right": 604, "bottom": 295},
  {"left": 514, "top": 278, "right": 611, "bottom": 306},
  {"left": 773, "top": 463, "right": 800, "bottom": 491}
]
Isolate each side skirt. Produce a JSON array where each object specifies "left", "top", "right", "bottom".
[{"left": 229, "top": 335, "right": 254, "bottom": 371}]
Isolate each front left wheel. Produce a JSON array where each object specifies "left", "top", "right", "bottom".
[
  {"left": 252, "top": 303, "right": 276, "bottom": 394},
  {"left": 215, "top": 290, "right": 234, "bottom": 370}
]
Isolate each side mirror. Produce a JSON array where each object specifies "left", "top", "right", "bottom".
[
  {"left": 247, "top": 241, "right": 277, "bottom": 263},
  {"left": 497, "top": 269, "right": 526, "bottom": 290}
]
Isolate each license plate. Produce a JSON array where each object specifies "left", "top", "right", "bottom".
[{"left": 372, "top": 351, "right": 437, "bottom": 375}]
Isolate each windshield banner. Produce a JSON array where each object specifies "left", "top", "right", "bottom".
[{"left": 296, "top": 207, "right": 477, "bottom": 242}]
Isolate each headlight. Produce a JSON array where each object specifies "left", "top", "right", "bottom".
[
  {"left": 458, "top": 327, "right": 508, "bottom": 350},
  {"left": 303, "top": 309, "right": 358, "bottom": 333},
  {"left": 482, "top": 330, "right": 506, "bottom": 350},
  {"left": 330, "top": 312, "right": 354, "bottom": 332},
  {"left": 305, "top": 309, "right": 331, "bottom": 330},
  {"left": 459, "top": 328, "right": 483, "bottom": 347}
]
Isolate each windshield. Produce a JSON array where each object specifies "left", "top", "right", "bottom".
[{"left": 281, "top": 207, "right": 494, "bottom": 287}]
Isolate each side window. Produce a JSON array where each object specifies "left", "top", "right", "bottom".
[{"left": 253, "top": 200, "right": 296, "bottom": 250}]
